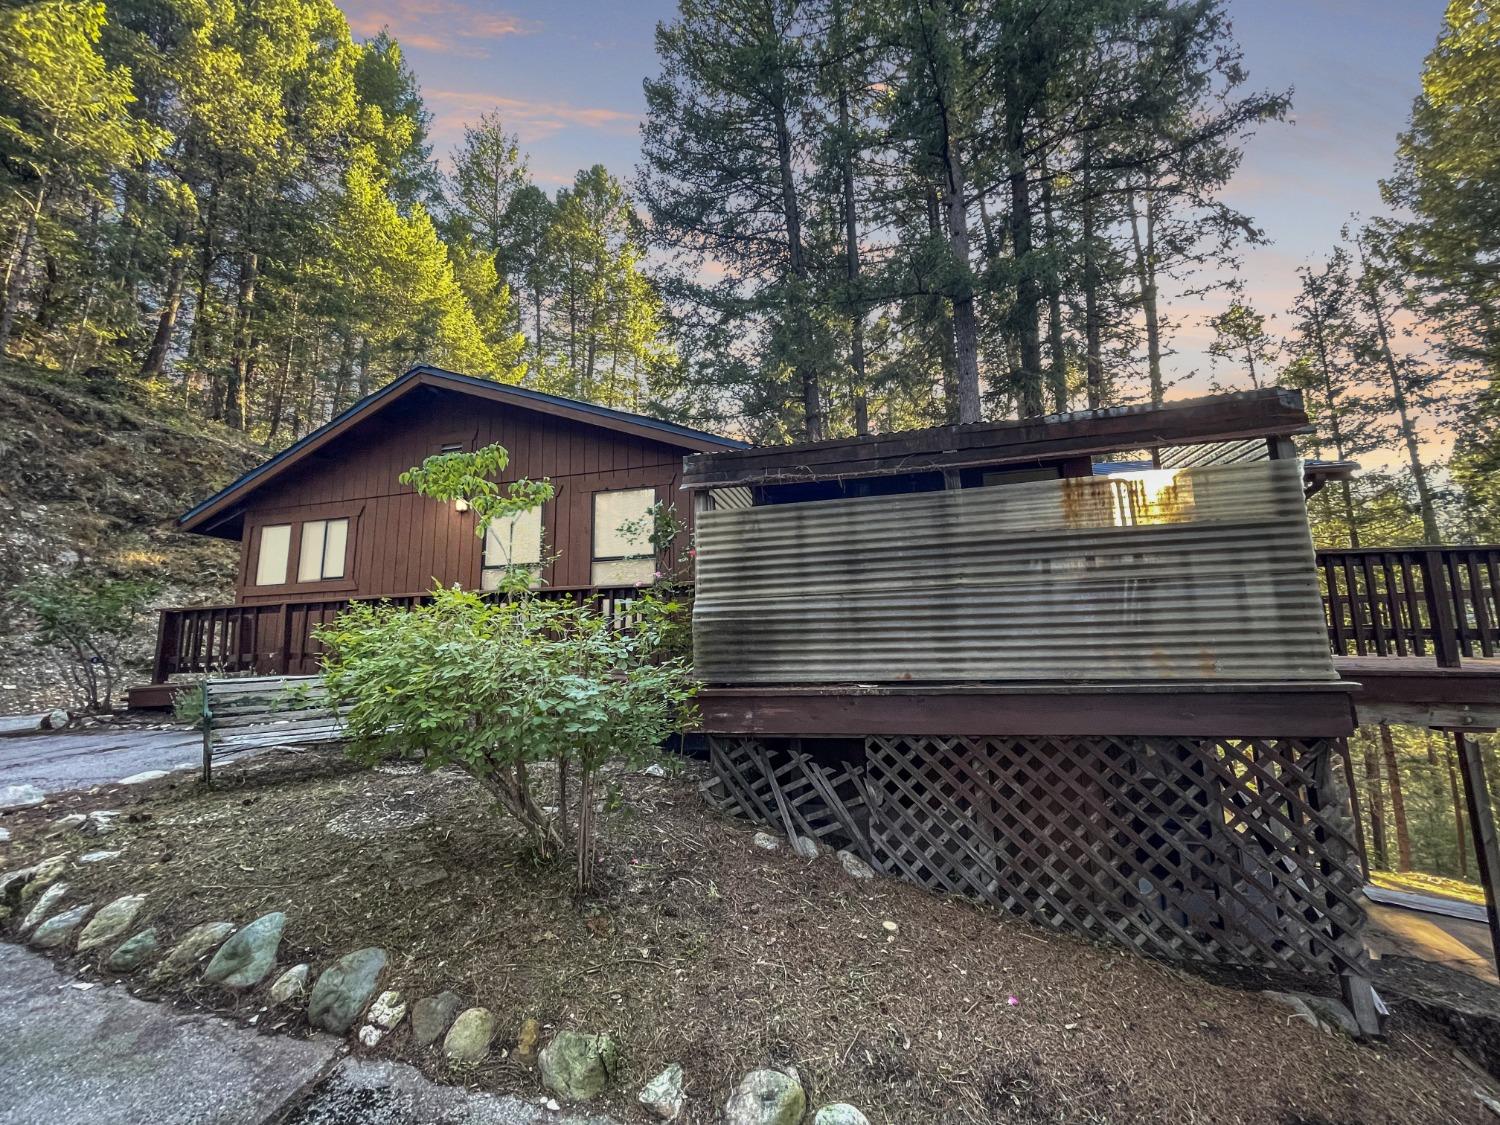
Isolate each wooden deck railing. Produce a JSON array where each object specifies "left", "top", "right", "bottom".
[
  {"left": 1317, "top": 546, "right": 1500, "bottom": 667},
  {"left": 148, "top": 585, "right": 647, "bottom": 683}
]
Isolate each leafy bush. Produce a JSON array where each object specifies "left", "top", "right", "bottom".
[
  {"left": 317, "top": 586, "right": 697, "bottom": 890},
  {"left": 11, "top": 573, "right": 158, "bottom": 711},
  {"left": 320, "top": 441, "right": 697, "bottom": 892}
]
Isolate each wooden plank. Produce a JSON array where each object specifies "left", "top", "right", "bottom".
[{"left": 695, "top": 685, "right": 1358, "bottom": 738}]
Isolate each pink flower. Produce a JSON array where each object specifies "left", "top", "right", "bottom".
[
  {"left": 1007, "top": 995, "right": 1020, "bottom": 1007},
  {"left": 688, "top": 548, "right": 697, "bottom": 558}
]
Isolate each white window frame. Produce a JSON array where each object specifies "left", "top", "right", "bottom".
[
  {"left": 297, "top": 518, "right": 350, "bottom": 583},
  {"left": 254, "top": 524, "right": 292, "bottom": 586},
  {"left": 481, "top": 505, "right": 544, "bottom": 590},
  {"left": 591, "top": 487, "right": 657, "bottom": 587}
]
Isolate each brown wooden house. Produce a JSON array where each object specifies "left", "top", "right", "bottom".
[{"left": 127, "top": 365, "right": 744, "bottom": 707}]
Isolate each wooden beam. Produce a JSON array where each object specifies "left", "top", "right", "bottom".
[
  {"left": 695, "top": 684, "right": 1358, "bottom": 738},
  {"left": 1452, "top": 732, "right": 1500, "bottom": 979},
  {"left": 683, "top": 389, "right": 1313, "bottom": 490}
]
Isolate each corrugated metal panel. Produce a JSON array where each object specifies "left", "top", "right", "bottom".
[
  {"left": 1159, "top": 439, "right": 1268, "bottom": 469},
  {"left": 693, "top": 459, "right": 1336, "bottom": 684}
]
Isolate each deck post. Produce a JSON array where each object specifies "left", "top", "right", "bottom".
[
  {"left": 1452, "top": 731, "right": 1500, "bottom": 976},
  {"left": 150, "top": 610, "right": 174, "bottom": 684},
  {"left": 1423, "top": 549, "right": 1463, "bottom": 668}
]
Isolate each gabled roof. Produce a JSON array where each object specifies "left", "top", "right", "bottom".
[{"left": 178, "top": 365, "right": 748, "bottom": 536}]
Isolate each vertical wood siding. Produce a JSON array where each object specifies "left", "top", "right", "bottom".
[{"left": 234, "top": 387, "right": 692, "bottom": 603}]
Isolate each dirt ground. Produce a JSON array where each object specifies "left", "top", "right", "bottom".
[{"left": 2, "top": 751, "right": 1495, "bottom": 1125}]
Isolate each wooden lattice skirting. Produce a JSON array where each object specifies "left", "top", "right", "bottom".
[{"left": 708, "top": 734, "right": 1367, "bottom": 979}]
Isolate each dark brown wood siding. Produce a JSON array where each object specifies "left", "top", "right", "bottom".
[{"left": 231, "top": 385, "right": 695, "bottom": 604}]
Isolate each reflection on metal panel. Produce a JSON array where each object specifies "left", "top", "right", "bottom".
[
  {"left": 1159, "top": 439, "right": 1268, "bottom": 469},
  {"left": 692, "top": 459, "right": 1336, "bottom": 684}
]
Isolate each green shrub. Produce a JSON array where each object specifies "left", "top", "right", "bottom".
[
  {"left": 317, "top": 586, "right": 697, "bottom": 891},
  {"left": 11, "top": 573, "right": 158, "bottom": 711}
]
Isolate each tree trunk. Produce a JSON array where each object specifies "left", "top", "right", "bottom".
[
  {"left": 770, "top": 83, "right": 822, "bottom": 441},
  {"left": 142, "top": 224, "right": 189, "bottom": 379},
  {"left": 1363, "top": 736, "right": 1388, "bottom": 869},
  {"left": 1040, "top": 171, "right": 1067, "bottom": 414},
  {"left": 1306, "top": 297, "right": 1360, "bottom": 546},
  {"left": 1080, "top": 152, "right": 1104, "bottom": 410},
  {"left": 1355, "top": 232, "right": 1441, "bottom": 542},
  {"left": 944, "top": 138, "right": 983, "bottom": 424},
  {"left": 358, "top": 337, "right": 371, "bottom": 398},
  {"left": 833, "top": 18, "right": 869, "bottom": 438},
  {"left": 1128, "top": 189, "right": 1163, "bottom": 405},
  {"left": 1380, "top": 721, "right": 1413, "bottom": 872},
  {"left": 1445, "top": 740, "right": 1471, "bottom": 878},
  {"left": 926, "top": 183, "right": 959, "bottom": 423},
  {"left": 224, "top": 251, "right": 258, "bottom": 431},
  {"left": 0, "top": 181, "right": 46, "bottom": 354}
]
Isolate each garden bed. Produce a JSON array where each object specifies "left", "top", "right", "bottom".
[{"left": 1, "top": 751, "right": 1495, "bottom": 1124}]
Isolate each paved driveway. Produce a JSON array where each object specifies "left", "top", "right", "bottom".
[
  {"left": 0, "top": 944, "right": 615, "bottom": 1124},
  {"left": 0, "top": 726, "right": 207, "bottom": 796}
]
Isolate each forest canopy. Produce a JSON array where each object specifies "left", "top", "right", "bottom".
[{"left": 0, "top": 0, "right": 1496, "bottom": 545}]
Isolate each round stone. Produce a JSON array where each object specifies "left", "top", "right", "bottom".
[
  {"left": 154, "top": 921, "right": 235, "bottom": 980},
  {"left": 539, "top": 1031, "right": 621, "bottom": 1102},
  {"left": 202, "top": 912, "right": 286, "bottom": 988},
  {"left": 77, "top": 894, "right": 146, "bottom": 953},
  {"left": 270, "top": 963, "right": 311, "bottom": 1004},
  {"left": 308, "top": 947, "right": 387, "bottom": 1034},
  {"left": 443, "top": 1007, "right": 496, "bottom": 1063},
  {"left": 107, "top": 928, "right": 161, "bottom": 973},
  {"left": 412, "top": 991, "right": 464, "bottom": 1047},
  {"left": 724, "top": 1069, "right": 806, "bottom": 1125},
  {"left": 20, "top": 882, "right": 69, "bottom": 932},
  {"left": 639, "top": 1062, "right": 685, "bottom": 1120},
  {"left": 813, "top": 1105, "right": 871, "bottom": 1125},
  {"left": 837, "top": 850, "right": 875, "bottom": 880},
  {"left": 29, "top": 903, "right": 94, "bottom": 950}
]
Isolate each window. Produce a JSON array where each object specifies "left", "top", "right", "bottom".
[
  {"left": 297, "top": 518, "right": 350, "bottom": 582},
  {"left": 255, "top": 524, "right": 292, "bottom": 586},
  {"left": 481, "top": 505, "right": 543, "bottom": 590},
  {"left": 592, "top": 487, "right": 656, "bottom": 586}
]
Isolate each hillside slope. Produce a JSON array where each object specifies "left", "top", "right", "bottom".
[{"left": 0, "top": 361, "right": 266, "bottom": 713}]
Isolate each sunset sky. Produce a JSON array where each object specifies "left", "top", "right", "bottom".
[{"left": 337, "top": 0, "right": 1451, "bottom": 401}]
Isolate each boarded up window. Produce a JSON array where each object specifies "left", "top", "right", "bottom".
[
  {"left": 297, "top": 518, "right": 350, "bottom": 582},
  {"left": 592, "top": 487, "right": 655, "bottom": 586},
  {"left": 481, "top": 506, "right": 543, "bottom": 590},
  {"left": 255, "top": 524, "right": 292, "bottom": 586}
]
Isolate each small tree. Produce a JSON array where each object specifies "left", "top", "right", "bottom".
[
  {"left": 319, "top": 443, "right": 698, "bottom": 892},
  {"left": 11, "top": 573, "right": 158, "bottom": 712}
]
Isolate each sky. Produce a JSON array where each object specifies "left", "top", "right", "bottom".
[{"left": 337, "top": 0, "right": 1451, "bottom": 404}]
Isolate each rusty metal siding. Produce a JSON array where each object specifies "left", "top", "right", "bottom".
[{"left": 692, "top": 458, "right": 1337, "bottom": 684}]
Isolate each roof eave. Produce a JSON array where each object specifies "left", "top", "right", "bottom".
[{"left": 176, "top": 367, "right": 746, "bottom": 536}]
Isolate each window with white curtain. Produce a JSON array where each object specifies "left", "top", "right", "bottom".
[
  {"left": 481, "top": 505, "right": 544, "bottom": 590},
  {"left": 297, "top": 518, "right": 349, "bottom": 582},
  {"left": 255, "top": 524, "right": 292, "bottom": 586},
  {"left": 591, "top": 487, "right": 656, "bottom": 586}
]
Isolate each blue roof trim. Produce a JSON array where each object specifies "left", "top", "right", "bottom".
[{"left": 177, "top": 365, "right": 747, "bottom": 530}]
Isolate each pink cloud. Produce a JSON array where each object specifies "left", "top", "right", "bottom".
[
  {"left": 425, "top": 88, "right": 640, "bottom": 150},
  {"left": 343, "top": 0, "right": 536, "bottom": 59}
]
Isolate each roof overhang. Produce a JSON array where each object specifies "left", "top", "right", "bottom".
[
  {"left": 178, "top": 365, "right": 747, "bottom": 537},
  {"left": 682, "top": 388, "right": 1315, "bottom": 491}
]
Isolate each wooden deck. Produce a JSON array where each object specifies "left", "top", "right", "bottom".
[{"left": 1335, "top": 655, "right": 1500, "bottom": 730}]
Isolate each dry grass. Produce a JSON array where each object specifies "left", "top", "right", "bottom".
[
  {"left": 1370, "top": 869, "right": 1488, "bottom": 908},
  {"left": 1, "top": 751, "right": 1494, "bottom": 1124}
]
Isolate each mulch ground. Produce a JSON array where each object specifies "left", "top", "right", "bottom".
[{"left": 1, "top": 750, "right": 1495, "bottom": 1124}]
